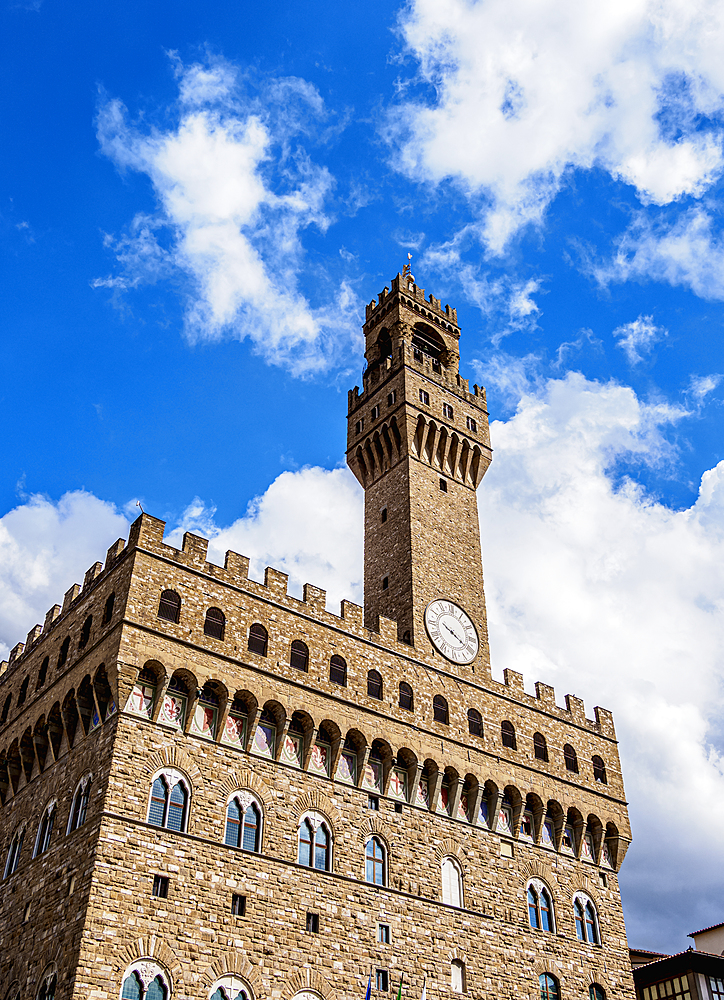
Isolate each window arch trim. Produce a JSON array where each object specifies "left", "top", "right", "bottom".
[
  {"left": 208, "top": 976, "right": 254, "bottom": 1000},
  {"left": 297, "top": 809, "right": 333, "bottom": 871},
  {"left": 224, "top": 788, "right": 263, "bottom": 853},
  {"left": 573, "top": 891, "right": 601, "bottom": 944},
  {"left": 119, "top": 960, "right": 172, "bottom": 1000},
  {"left": 67, "top": 772, "right": 93, "bottom": 834},
  {"left": 526, "top": 877, "right": 555, "bottom": 932},
  {"left": 146, "top": 767, "right": 191, "bottom": 833},
  {"left": 364, "top": 835, "right": 387, "bottom": 886},
  {"left": 33, "top": 800, "right": 57, "bottom": 858}
]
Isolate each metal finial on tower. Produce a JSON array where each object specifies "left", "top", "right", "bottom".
[{"left": 403, "top": 253, "right": 415, "bottom": 283}]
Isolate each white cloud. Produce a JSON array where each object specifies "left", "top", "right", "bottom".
[
  {"left": 613, "top": 314, "right": 667, "bottom": 364},
  {"left": 3, "top": 375, "right": 724, "bottom": 948},
  {"left": 0, "top": 492, "right": 129, "bottom": 662},
  {"left": 165, "top": 466, "right": 364, "bottom": 612},
  {"left": 389, "top": 0, "right": 724, "bottom": 252},
  {"left": 593, "top": 207, "right": 724, "bottom": 300},
  {"left": 689, "top": 373, "right": 723, "bottom": 400},
  {"left": 94, "top": 57, "right": 362, "bottom": 376},
  {"left": 477, "top": 372, "right": 724, "bottom": 949}
]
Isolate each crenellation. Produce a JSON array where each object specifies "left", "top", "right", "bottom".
[
  {"left": 341, "top": 600, "right": 364, "bottom": 627},
  {"left": 8, "top": 643, "right": 24, "bottom": 664},
  {"left": 535, "top": 681, "right": 557, "bottom": 711},
  {"left": 105, "top": 538, "right": 125, "bottom": 569},
  {"left": 263, "top": 566, "right": 289, "bottom": 599},
  {"left": 565, "top": 694, "right": 587, "bottom": 726},
  {"left": 43, "top": 604, "right": 61, "bottom": 632},
  {"left": 62, "top": 584, "right": 81, "bottom": 615},
  {"left": 502, "top": 668, "right": 525, "bottom": 697},
  {"left": 223, "top": 550, "right": 250, "bottom": 583},
  {"left": 25, "top": 624, "right": 42, "bottom": 648},
  {"left": 83, "top": 562, "right": 104, "bottom": 591},
  {"left": 302, "top": 584, "right": 326, "bottom": 613},
  {"left": 181, "top": 532, "right": 209, "bottom": 566}
]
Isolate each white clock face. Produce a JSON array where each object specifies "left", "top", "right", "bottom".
[{"left": 424, "top": 600, "right": 479, "bottom": 664}]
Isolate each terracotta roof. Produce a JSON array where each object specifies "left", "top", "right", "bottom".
[{"left": 689, "top": 922, "right": 724, "bottom": 937}]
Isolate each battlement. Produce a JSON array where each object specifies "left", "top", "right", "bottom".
[
  {"left": 364, "top": 273, "right": 459, "bottom": 330},
  {"left": 0, "top": 513, "right": 617, "bottom": 741}
]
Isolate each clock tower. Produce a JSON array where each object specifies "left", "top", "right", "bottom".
[{"left": 346, "top": 265, "right": 493, "bottom": 674}]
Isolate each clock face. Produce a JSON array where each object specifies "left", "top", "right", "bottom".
[{"left": 424, "top": 600, "right": 479, "bottom": 664}]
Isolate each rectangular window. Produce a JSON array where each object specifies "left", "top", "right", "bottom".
[
  {"left": 394, "top": 802, "right": 403, "bottom": 814},
  {"left": 598, "top": 872, "right": 607, "bottom": 888},
  {"left": 306, "top": 912, "right": 320, "bottom": 933},
  {"left": 709, "top": 978, "right": 724, "bottom": 1000},
  {"left": 382, "top": 576, "right": 389, "bottom": 590},
  {"left": 443, "top": 403, "right": 453, "bottom": 419},
  {"left": 231, "top": 893, "right": 246, "bottom": 916},
  {"left": 356, "top": 419, "right": 364, "bottom": 435},
  {"left": 439, "top": 478, "right": 448, "bottom": 492},
  {"left": 378, "top": 923, "right": 391, "bottom": 944},
  {"left": 152, "top": 875, "right": 169, "bottom": 899},
  {"left": 419, "top": 389, "right": 430, "bottom": 406},
  {"left": 371, "top": 405, "right": 380, "bottom": 420},
  {"left": 387, "top": 391, "right": 396, "bottom": 406},
  {"left": 376, "top": 971, "right": 389, "bottom": 992},
  {"left": 466, "top": 415, "right": 477, "bottom": 432},
  {"left": 413, "top": 348, "right": 423, "bottom": 363},
  {"left": 368, "top": 795, "right": 380, "bottom": 810},
  {"left": 381, "top": 507, "right": 387, "bottom": 523},
  {"left": 646, "top": 980, "right": 691, "bottom": 1000}
]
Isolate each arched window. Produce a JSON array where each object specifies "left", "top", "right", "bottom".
[
  {"left": 79, "top": 615, "right": 93, "bottom": 649},
  {"left": 539, "top": 975, "right": 560, "bottom": 1000},
  {"left": 122, "top": 973, "right": 143, "bottom": 1000},
  {"left": 3, "top": 827, "right": 24, "bottom": 879},
  {"left": 290, "top": 640, "right": 309, "bottom": 671},
  {"left": 297, "top": 814, "right": 331, "bottom": 871},
  {"left": 399, "top": 682, "right": 413, "bottom": 711},
  {"left": 592, "top": 755, "right": 607, "bottom": 783},
  {"left": 451, "top": 960, "right": 466, "bottom": 994},
  {"left": 67, "top": 775, "right": 92, "bottom": 833},
  {"left": 0, "top": 693, "right": 10, "bottom": 723},
  {"left": 534, "top": 732, "right": 548, "bottom": 761},
  {"left": 204, "top": 607, "right": 225, "bottom": 640},
  {"left": 501, "top": 720, "right": 517, "bottom": 749},
  {"left": 37, "top": 974, "right": 57, "bottom": 1000},
  {"left": 37, "top": 656, "right": 49, "bottom": 689},
  {"left": 467, "top": 708, "right": 483, "bottom": 737},
  {"left": 209, "top": 976, "right": 252, "bottom": 1000},
  {"left": 34, "top": 804, "right": 55, "bottom": 858},
  {"left": 58, "top": 636, "right": 70, "bottom": 668},
  {"left": 367, "top": 670, "right": 383, "bottom": 699},
  {"left": 589, "top": 986, "right": 606, "bottom": 1000},
  {"left": 224, "top": 794, "right": 262, "bottom": 852},
  {"left": 248, "top": 623, "right": 268, "bottom": 656},
  {"left": 574, "top": 894, "right": 600, "bottom": 944},
  {"left": 102, "top": 591, "right": 115, "bottom": 625},
  {"left": 17, "top": 677, "right": 29, "bottom": 708},
  {"left": 564, "top": 744, "right": 579, "bottom": 773},
  {"left": 433, "top": 695, "right": 449, "bottom": 724},
  {"left": 158, "top": 590, "right": 181, "bottom": 623},
  {"left": 329, "top": 655, "right": 347, "bottom": 686},
  {"left": 147, "top": 771, "right": 189, "bottom": 833},
  {"left": 527, "top": 880, "right": 554, "bottom": 932},
  {"left": 365, "top": 837, "right": 386, "bottom": 886},
  {"left": 120, "top": 963, "right": 171, "bottom": 1000},
  {"left": 441, "top": 856, "right": 463, "bottom": 907}
]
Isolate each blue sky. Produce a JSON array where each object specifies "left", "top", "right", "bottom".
[{"left": 3, "top": 0, "right": 724, "bottom": 955}]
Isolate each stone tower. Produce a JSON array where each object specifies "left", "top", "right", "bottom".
[
  {"left": 0, "top": 266, "right": 635, "bottom": 1000},
  {"left": 347, "top": 267, "right": 492, "bottom": 666}
]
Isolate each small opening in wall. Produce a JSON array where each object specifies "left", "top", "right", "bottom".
[
  {"left": 598, "top": 873, "right": 607, "bottom": 889},
  {"left": 68, "top": 875, "right": 76, "bottom": 896},
  {"left": 378, "top": 923, "right": 391, "bottom": 944},
  {"left": 152, "top": 875, "right": 169, "bottom": 899},
  {"left": 368, "top": 795, "right": 380, "bottom": 811},
  {"left": 381, "top": 507, "right": 387, "bottom": 523},
  {"left": 439, "top": 478, "right": 448, "bottom": 492},
  {"left": 402, "top": 630, "right": 411, "bottom": 645},
  {"left": 371, "top": 405, "right": 380, "bottom": 420},
  {"left": 376, "top": 970, "right": 389, "bottom": 992},
  {"left": 500, "top": 841, "right": 514, "bottom": 859},
  {"left": 232, "top": 893, "right": 247, "bottom": 916},
  {"left": 382, "top": 576, "right": 389, "bottom": 590},
  {"left": 394, "top": 802, "right": 403, "bottom": 814},
  {"left": 306, "top": 912, "right": 320, "bottom": 933},
  {"left": 22, "top": 903, "right": 31, "bottom": 924},
  {"left": 387, "top": 391, "right": 396, "bottom": 406}
]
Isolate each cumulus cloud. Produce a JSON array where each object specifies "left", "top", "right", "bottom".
[
  {"left": 94, "top": 56, "right": 362, "bottom": 376},
  {"left": 0, "top": 492, "right": 129, "bottom": 662},
  {"left": 3, "top": 375, "right": 724, "bottom": 949},
  {"left": 164, "top": 466, "right": 364, "bottom": 611},
  {"left": 689, "top": 373, "right": 723, "bottom": 401},
  {"left": 613, "top": 314, "right": 667, "bottom": 364},
  {"left": 593, "top": 207, "right": 724, "bottom": 300},
  {"left": 389, "top": 0, "right": 724, "bottom": 252}
]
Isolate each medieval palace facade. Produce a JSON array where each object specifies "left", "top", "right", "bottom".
[{"left": 0, "top": 269, "right": 634, "bottom": 1000}]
